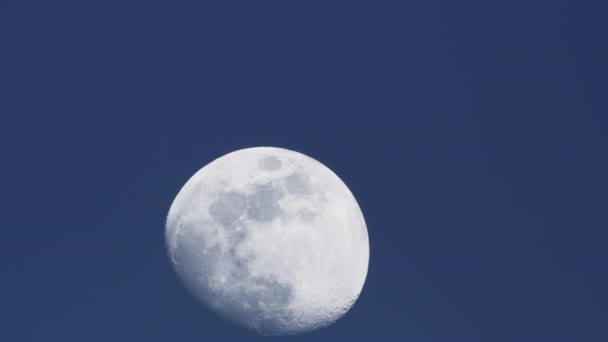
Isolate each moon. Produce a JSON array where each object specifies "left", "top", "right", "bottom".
[{"left": 165, "top": 147, "right": 369, "bottom": 335}]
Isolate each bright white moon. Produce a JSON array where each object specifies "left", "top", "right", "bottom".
[{"left": 165, "top": 147, "right": 369, "bottom": 335}]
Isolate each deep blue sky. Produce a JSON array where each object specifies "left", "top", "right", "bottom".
[{"left": 1, "top": 0, "right": 607, "bottom": 341}]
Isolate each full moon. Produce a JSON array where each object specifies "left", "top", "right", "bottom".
[{"left": 165, "top": 147, "right": 369, "bottom": 335}]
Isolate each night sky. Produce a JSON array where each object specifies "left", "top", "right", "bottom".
[{"left": 2, "top": 1, "right": 607, "bottom": 341}]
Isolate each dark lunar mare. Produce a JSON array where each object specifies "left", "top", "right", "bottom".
[{"left": 257, "top": 156, "right": 282, "bottom": 171}]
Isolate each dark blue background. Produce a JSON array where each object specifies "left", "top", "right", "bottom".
[{"left": 1, "top": 0, "right": 607, "bottom": 340}]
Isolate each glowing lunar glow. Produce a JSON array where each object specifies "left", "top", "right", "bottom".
[{"left": 165, "top": 147, "right": 369, "bottom": 335}]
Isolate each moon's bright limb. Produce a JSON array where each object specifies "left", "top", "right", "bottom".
[{"left": 165, "top": 147, "right": 369, "bottom": 335}]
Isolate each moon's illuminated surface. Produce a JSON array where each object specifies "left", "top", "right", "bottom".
[{"left": 165, "top": 147, "right": 369, "bottom": 335}]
